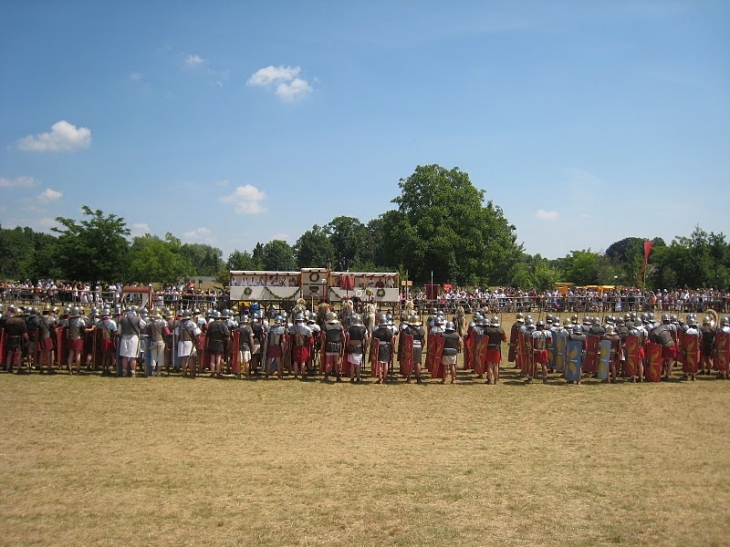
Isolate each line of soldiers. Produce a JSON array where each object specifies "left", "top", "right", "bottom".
[
  {"left": 506, "top": 311, "right": 730, "bottom": 385},
  {"left": 3, "top": 302, "right": 729, "bottom": 386}
]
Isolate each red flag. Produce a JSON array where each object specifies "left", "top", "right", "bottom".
[{"left": 643, "top": 240, "right": 653, "bottom": 263}]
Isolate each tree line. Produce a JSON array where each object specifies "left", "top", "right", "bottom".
[{"left": 1, "top": 166, "right": 728, "bottom": 291}]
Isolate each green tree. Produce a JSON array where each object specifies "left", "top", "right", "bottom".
[
  {"left": 261, "top": 240, "right": 296, "bottom": 271},
  {"left": 179, "top": 243, "right": 225, "bottom": 276},
  {"left": 294, "top": 225, "right": 335, "bottom": 268},
  {"left": 52, "top": 206, "right": 130, "bottom": 283},
  {"left": 383, "top": 165, "right": 521, "bottom": 285},
  {"left": 127, "top": 233, "right": 194, "bottom": 285},
  {"left": 324, "top": 216, "right": 371, "bottom": 271},
  {"left": 227, "top": 249, "right": 260, "bottom": 271}
]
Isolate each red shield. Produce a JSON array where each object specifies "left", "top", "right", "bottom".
[
  {"left": 400, "top": 334, "right": 414, "bottom": 376},
  {"left": 465, "top": 330, "right": 475, "bottom": 370},
  {"left": 474, "top": 335, "right": 488, "bottom": 376},
  {"left": 584, "top": 334, "right": 600, "bottom": 373},
  {"left": 645, "top": 342, "right": 663, "bottom": 382},
  {"left": 0, "top": 328, "right": 5, "bottom": 365},
  {"left": 231, "top": 331, "right": 241, "bottom": 373},
  {"left": 426, "top": 334, "right": 445, "bottom": 379},
  {"left": 199, "top": 334, "right": 210, "bottom": 370},
  {"left": 369, "top": 337, "right": 380, "bottom": 377},
  {"left": 680, "top": 332, "right": 700, "bottom": 374},
  {"left": 714, "top": 331, "right": 730, "bottom": 372},
  {"left": 624, "top": 334, "right": 641, "bottom": 377},
  {"left": 55, "top": 327, "right": 68, "bottom": 368}
]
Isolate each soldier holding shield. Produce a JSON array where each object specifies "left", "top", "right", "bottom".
[
  {"left": 483, "top": 316, "right": 507, "bottom": 384},
  {"left": 440, "top": 321, "right": 462, "bottom": 384}
]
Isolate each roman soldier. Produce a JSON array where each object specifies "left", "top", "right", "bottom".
[
  {"left": 147, "top": 309, "right": 167, "bottom": 377},
  {"left": 97, "top": 308, "right": 118, "bottom": 376},
  {"left": 372, "top": 314, "right": 394, "bottom": 384},
  {"left": 206, "top": 310, "right": 230, "bottom": 378},
  {"left": 529, "top": 320, "right": 552, "bottom": 384},
  {"left": 292, "top": 313, "right": 314, "bottom": 379},
  {"left": 440, "top": 321, "right": 462, "bottom": 384},
  {"left": 345, "top": 314, "right": 368, "bottom": 383},
  {"left": 321, "top": 312, "right": 345, "bottom": 382},
  {"left": 602, "top": 324, "right": 622, "bottom": 383},
  {"left": 508, "top": 312, "right": 524, "bottom": 369},
  {"left": 483, "top": 316, "right": 507, "bottom": 384}
]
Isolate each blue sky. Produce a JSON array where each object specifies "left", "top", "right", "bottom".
[{"left": 1, "top": 1, "right": 728, "bottom": 261}]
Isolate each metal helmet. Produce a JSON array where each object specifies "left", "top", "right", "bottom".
[
  {"left": 721, "top": 317, "right": 730, "bottom": 327},
  {"left": 295, "top": 312, "right": 304, "bottom": 322},
  {"left": 242, "top": 314, "right": 250, "bottom": 323},
  {"left": 378, "top": 314, "right": 388, "bottom": 326},
  {"left": 570, "top": 313, "right": 579, "bottom": 323},
  {"left": 572, "top": 324, "right": 583, "bottom": 334},
  {"left": 525, "top": 317, "right": 534, "bottom": 327},
  {"left": 71, "top": 306, "right": 81, "bottom": 317},
  {"left": 516, "top": 312, "right": 524, "bottom": 321},
  {"left": 445, "top": 321, "right": 455, "bottom": 332},
  {"left": 703, "top": 315, "right": 711, "bottom": 325},
  {"left": 327, "top": 311, "right": 338, "bottom": 322},
  {"left": 536, "top": 320, "right": 545, "bottom": 329},
  {"left": 605, "top": 325, "right": 615, "bottom": 334},
  {"left": 662, "top": 314, "right": 670, "bottom": 323},
  {"left": 563, "top": 318, "right": 572, "bottom": 327},
  {"left": 491, "top": 316, "right": 500, "bottom": 327},
  {"left": 545, "top": 313, "right": 554, "bottom": 324},
  {"left": 182, "top": 309, "right": 191, "bottom": 318},
  {"left": 212, "top": 310, "right": 221, "bottom": 319}
]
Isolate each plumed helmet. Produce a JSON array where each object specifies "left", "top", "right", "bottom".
[{"left": 445, "top": 321, "right": 455, "bottom": 332}]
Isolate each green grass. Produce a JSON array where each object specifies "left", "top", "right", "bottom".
[{"left": 1, "top": 353, "right": 729, "bottom": 546}]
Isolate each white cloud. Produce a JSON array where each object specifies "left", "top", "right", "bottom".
[
  {"left": 183, "top": 226, "right": 217, "bottom": 245},
  {"left": 276, "top": 78, "right": 313, "bottom": 102},
  {"left": 37, "top": 188, "right": 63, "bottom": 203},
  {"left": 129, "top": 72, "right": 144, "bottom": 81},
  {"left": 271, "top": 233, "right": 289, "bottom": 242},
  {"left": 536, "top": 209, "right": 559, "bottom": 221},
  {"left": 220, "top": 185, "right": 267, "bottom": 214},
  {"left": 0, "top": 176, "right": 39, "bottom": 188},
  {"left": 17, "top": 120, "right": 91, "bottom": 152},
  {"left": 132, "top": 223, "right": 150, "bottom": 236},
  {"left": 185, "top": 54, "right": 205, "bottom": 67},
  {"left": 247, "top": 65, "right": 313, "bottom": 101}
]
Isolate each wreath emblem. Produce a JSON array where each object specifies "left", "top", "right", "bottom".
[
  {"left": 309, "top": 272, "right": 320, "bottom": 283},
  {"left": 376, "top": 288, "right": 386, "bottom": 297},
  {"left": 243, "top": 287, "right": 252, "bottom": 296}
]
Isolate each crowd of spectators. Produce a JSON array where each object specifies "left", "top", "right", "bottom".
[{"left": 410, "top": 286, "right": 730, "bottom": 314}]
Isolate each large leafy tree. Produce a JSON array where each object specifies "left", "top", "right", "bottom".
[
  {"left": 127, "top": 233, "right": 194, "bottom": 285},
  {"left": 52, "top": 206, "right": 130, "bottom": 283},
  {"left": 179, "top": 243, "right": 225, "bottom": 277},
  {"left": 383, "top": 165, "right": 521, "bottom": 285},
  {"left": 324, "top": 216, "right": 371, "bottom": 271},
  {"left": 294, "top": 225, "right": 335, "bottom": 268},
  {"left": 261, "top": 240, "right": 296, "bottom": 271}
]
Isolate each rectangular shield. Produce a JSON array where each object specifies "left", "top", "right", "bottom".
[
  {"left": 714, "top": 331, "right": 730, "bottom": 372},
  {"left": 55, "top": 327, "right": 68, "bottom": 370},
  {"left": 369, "top": 337, "right": 380, "bottom": 376},
  {"left": 565, "top": 340, "right": 583, "bottom": 382},
  {"left": 0, "top": 329, "right": 5, "bottom": 365},
  {"left": 681, "top": 332, "right": 700, "bottom": 374},
  {"left": 231, "top": 330, "right": 240, "bottom": 373},
  {"left": 518, "top": 330, "right": 530, "bottom": 375},
  {"left": 468, "top": 330, "right": 478, "bottom": 371},
  {"left": 554, "top": 331, "right": 568, "bottom": 373},
  {"left": 341, "top": 333, "right": 351, "bottom": 377},
  {"left": 400, "top": 334, "right": 414, "bottom": 376},
  {"left": 584, "top": 334, "right": 600, "bottom": 373},
  {"left": 474, "top": 334, "right": 488, "bottom": 376},
  {"left": 624, "top": 334, "right": 641, "bottom": 377},
  {"left": 427, "top": 335, "right": 445, "bottom": 379},
  {"left": 548, "top": 332, "right": 558, "bottom": 370},
  {"left": 645, "top": 342, "right": 663, "bottom": 382},
  {"left": 596, "top": 339, "right": 611, "bottom": 381}
]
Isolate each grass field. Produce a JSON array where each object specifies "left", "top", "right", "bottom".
[{"left": 2, "top": 309, "right": 730, "bottom": 547}]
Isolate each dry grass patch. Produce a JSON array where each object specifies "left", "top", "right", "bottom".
[{"left": 1, "top": 363, "right": 729, "bottom": 547}]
